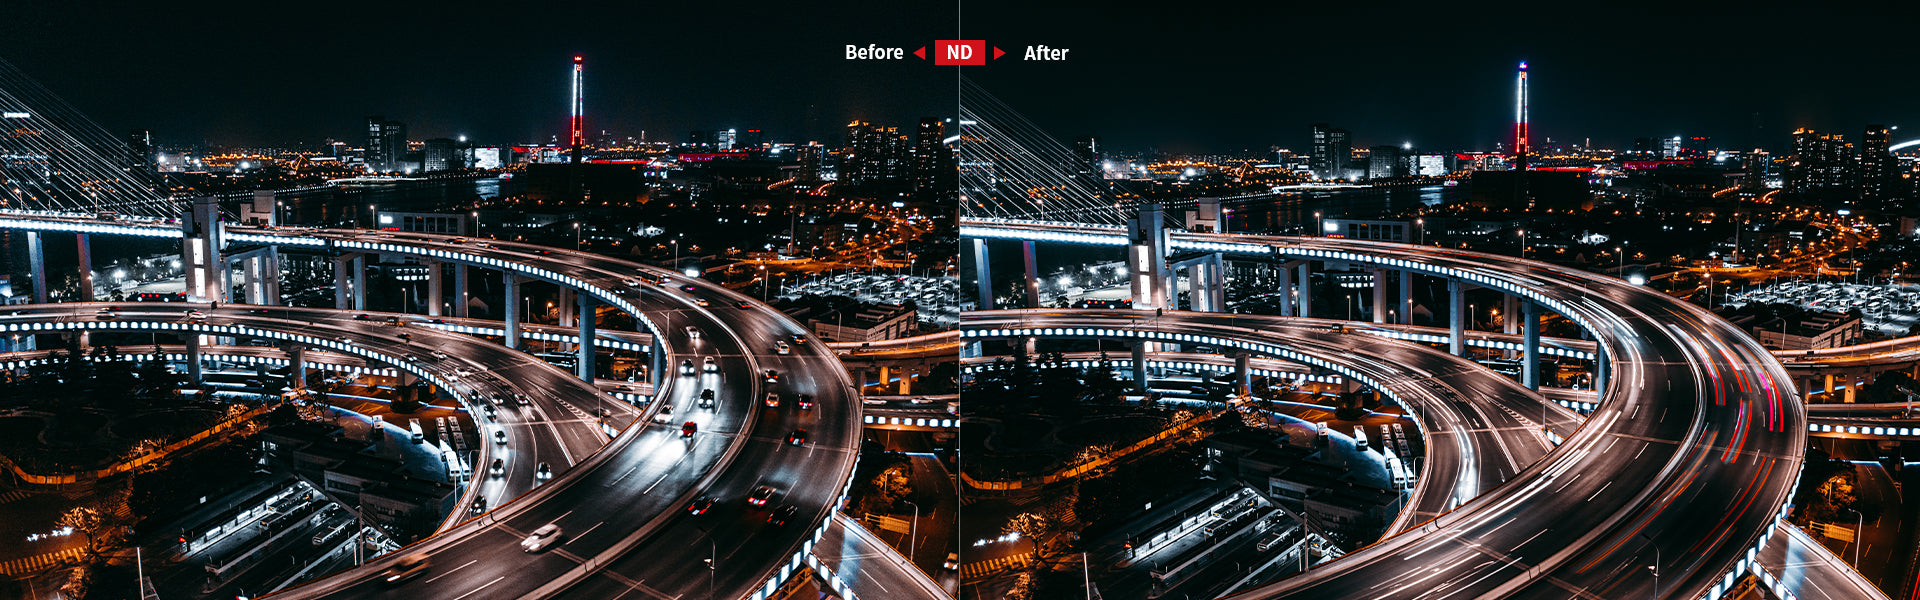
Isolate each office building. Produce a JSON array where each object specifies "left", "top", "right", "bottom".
[
  {"left": 1787, "top": 128, "right": 1852, "bottom": 199},
  {"left": 1310, "top": 123, "right": 1350, "bottom": 180},
  {"left": 366, "top": 116, "right": 407, "bottom": 173},
  {"left": 1861, "top": 124, "right": 1894, "bottom": 206},
  {"left": 423, "top": 138, "right": 457, "bottom": 172}
]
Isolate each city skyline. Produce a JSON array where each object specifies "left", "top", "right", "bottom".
[
  {"left": 1, "top": 2, "right": 951, "bottom": 147},
  {"left": 960, "top": 1, "right": 1920, "bottom": 154}
]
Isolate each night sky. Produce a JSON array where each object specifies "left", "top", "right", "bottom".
[
  {"left": 961, "top": 1, "right": 1920, "bottom": 155},
  {"left": 2, "top": 1, "right": 952, "bottom": 149},
  {"left": 6, "top": 2, "right": 1918, "bottom": 155}
]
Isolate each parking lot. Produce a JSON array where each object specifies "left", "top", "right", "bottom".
[{"left": 1727, "top": 281, "right": 1920, "bottom": 336}]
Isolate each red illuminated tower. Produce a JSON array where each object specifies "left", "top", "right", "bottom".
[
  {"left": 569, "top": 55, "right": 585, "bottom": 163},
  {"left": 1513, "top": 61, "right": 1529, "bottom": 170}
]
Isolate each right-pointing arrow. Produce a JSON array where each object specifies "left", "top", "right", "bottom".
[{"left": 993, "top": 47, "right": 1006, "bottom": 60}]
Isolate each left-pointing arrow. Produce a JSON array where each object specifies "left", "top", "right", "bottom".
[{"left": 913, "top": 47, "right": 926, "bottom": 60}]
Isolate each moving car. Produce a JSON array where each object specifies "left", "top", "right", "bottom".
[
  {"left": 470, "top": 497, "right": 487, "bottom": 514},
  {"left": 774, "top": 341, "right": 791, "bottom": 355},
  {"left": 702, "top": 356, "right": 718, "bottom": 372},
  {"left": 735, "top": 301, "right": 753, "bottom": 310},
  {"left": 687, "top": 497, "right": 715, "bottom": 515},
  {"left": 654, "top": 402, "right": 675, "bottom": 423},
  {"left": 764, "top": 392, "right": 780, "bottom": 408},
  {"left": 682, "top": 421, "right": 698, "bottom": 437},
  {"left": 768, "top": 505, "right": 798, "bottom": 526},
  {"left": 382, "top": 553, "right": 431, "bottom": 584},
  {"left": 695, "top": 298, "right": 710, "bottom": 307},
  {"left": 796, "top": 394, "right": 814, "bottom": 410},
  {"left": 489, "top": 458, "right": 504, "bottom": 477},
  {"left": 791, "top": 334, "right": 809, "bottom": 344},
  {"left": 520, "top": 524, "right": 563, "bottom": 552},
  {"left": 747, "top": 485, "right": 777, "bottom": 506},
  {"left": 95, "top": 308, "right": 116, "bottom": 320},
  {"left": 514, "top": 393, "right": 531, "bottom": 407},
  {"left": 698, "top": 389, "right": 715, "bottom": 408},
  {"left": 786, "top": 429, "right": 808, "bottom": 445},
  {"left": 535, "top": 462, "right": 552, "bottom": 480},
  {"left": 684, "top": 325, "right": 700, "bottom": 339},
  {"left": 493, "top": 430, "right": 507, "bottom": 445},
  {"left": 185, "top": 309, "right": 205, "bottom": 321},
  {"left": 944, "top": 553, "right": 959, "bottom": 571},
  {"left": 764, "top": 370, "right": 779, "bottom": 383},
  {"left": 680, "top": 359, "right": 695, "bottom": 375}
]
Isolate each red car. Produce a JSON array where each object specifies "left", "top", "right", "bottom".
[
  {"left": 687, "top": 497, "right": 715, "bottom": 515},
  {"left": 681, "top": 421, "right": 698, "bottom": 437}
]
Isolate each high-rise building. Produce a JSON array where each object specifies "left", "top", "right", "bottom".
[
  {"left": 716, "top": 129, "right": 737, "bottom": 151},
  {"left": 423, "top": 138, "right": 457, "bottom": 172},
  {"left": 1632, "top": 137, "right": 1656, "bottom": 157},
  {"left": 739, "top": 129, "right": 765, "bottom": 150},
  {"left": 1310, "top": 123, "right": 1350, "bottom": 180},
  {"left": 569, "top": 55, "right": 585, "bottom": 164},
  {"left": 1787, "top": 128, "right": 1852, "bottom": 199},
  {"left": 1861, "top": 124, "right": 1893, "bottom": 206},
  {"left": 1367, "top": 145, "right": 1402, "bottom": 180},
  {"left": 796, "top": 142, "right": 827, "bottom": 186},
  {"left": 1660, "top": 136, "right": 1682, "bottom": 159},
  {"left": 844, "top": 120, "right": 909, "bottom": 189},
  {"left": 913, "top": 118, "right": 956, "bottom": 197},
  {"left": 1074, "top": 136, "right": 1100, "bottom": 180},
  {"left": 126, "top": 129, "right": 153, "bottom": 172},
  {"left": 365, "top": 116, "right": 407, "bottom": 173},
  {"left": 1513, "top": 61, "right": 1530, "bottom": 170}
]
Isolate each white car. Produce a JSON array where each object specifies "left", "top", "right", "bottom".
[
  {"left": 702, "top": 356, "right": 718, "bottom": 372},
  {"left": 493, "top": 430, "right": 507, "bottom": 445},
  {"left": 774, "top": 341, "right": 791, "bottom": 355},
  {"left": 654, "top": 402, "right": 674, "bottom": 423},
  {"left": 684, "top": 326, "right": 700, "bottom": 339},
  {"left": 521, "top": 524, "right": 563, "bottom": 552}
]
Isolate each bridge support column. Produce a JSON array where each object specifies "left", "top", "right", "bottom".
[
  {"left": 1522, "top": 300, "right": 1541, "bottom": 390},
  {"left": 1235, "top": 353, "right": 1251, "bottom": 396},
  {"left": 185, "top": 334, "right": 203, "bottom": 385},
  {"left": 453, "top": 264, "right": 469, "bottom": 318},
  {"left": 1021, "top": 240, "right": 1041, "bottom": 308},
  {"left": 182, "top": 196, "right": 226, "bottom": 303},
  {"left": 352, "top": 255, "right": 367, "bottom": 311},
  {"left": 559, "top": 288, "right": 575, "bottom": 327},
  {"left": 502, "top": 273, "right": 521, "bottom": 349},
  {"left": 1277, "top": 264, "right": 1294, "bottom": 317},
  {"left": 1129, "top": 204, "right": 1172, "bottom": 310},
  {"left": 1824, "top": 374, "right": 1834, "bottom": 399},
  {"left": 1845, "top": 376, "right": 1858, "bottom": 403},
  {"left": 76, "top": 233, "right": 94, "bottom": 302},
  {"left": 1201, "top": 254, "right": 1226, "bottom": 312},
  {"left": 333, "top": 256, "right": 353, "bottom": 310},
  {"left": 265, "top": 248, "right": 282, "bottom": 305},
  {"left": 971, "top": 238, "right": 993, "bottom": 310},
  {"left": 1131, "top": 342, "right": 1148, "bottom": 392},
  {"left": 1296, "top": 262, "right": 1313, "bottom": 318},
  {"left": 1448, "top": 279, "right": 1466, "bottom": 356},
  {"left": 27, "top": 231, "right": 48, "bottom": 303},
  {"left": 1594, "top": 347, "right": 1609, "bottom": 394},
  {"left": 577, "top": 295, "right": 597, "bottom": 381},
  {"left": 649, "top": 338, "right": 664, "bottom": 388},
  {"left": 426, "top": 261, "right": 443, "bottom": 316},
  {"left": 1399, "top": 269, "right": 1413, "bottom": 325},
  {"left": 289, "top": 345, "right": 306, "bottom": 390},
  {"left": 1371, "top": 268, "right": 1388, "bottom": 323}
]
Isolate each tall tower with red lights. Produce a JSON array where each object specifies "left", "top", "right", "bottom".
[
  {"left": 1513, "top": 61, "right": 1529, "bottom": 170},
  {"left": 569, "top": 55, "right": 585, "bottom": 164}
]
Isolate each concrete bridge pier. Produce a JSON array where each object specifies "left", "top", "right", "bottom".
[
  {"left": 1296, "top": 262, "right": 1313, "bottom": 318},
  {"left": 1399, "top": 269, "right": 1414, "bottom": 325},
  {"left": 1522, "top": 300, "right": 1542, "bottom": 390},
  {"left": 453, "top": 264, "right": 470, "bottom": 318},
  {"left": 76, "top": 233, "right": 94, "bottom": 301},
  {"left": 577, "top": 294, "right": 597, "bottom": 381},
  {"left": 1021, "top": 240, "right": 1041, "bottom": 308},
  {"left": 185, "top": 333, "right": 203, "bottom": 385},
  {"left": 288, "top": 345, "right": 306, "bottom": 390},
  {"left": 1131, "top": 342, "right": 1148, "bottom": 391},
  {"left": 1448, "top": 279, "right": 1467, "bottom": 356},
  {"left": 1371, "top": 267, "right": 1389, "bottom": 324},
  {"left": 502, "top": 273, "right": 521, "bottom": 349},
  {"left": 971, "top": 238, "right": 993, "bottom": 311},
  {"left": 427, "top": 261, "right": 444, "bottom": 316}
]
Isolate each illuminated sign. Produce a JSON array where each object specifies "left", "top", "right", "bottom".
[{"left": 472, "top": 147, "right": 501, "bottom": 170}]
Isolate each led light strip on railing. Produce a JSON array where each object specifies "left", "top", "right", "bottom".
[
  {"left": 0, "top": 216, "right": 182, "bottom": 238},
  {"left": 0, "top": 352, "right": 398, "bottom": 379},
  {"left": 419, "top": 322, "right": 651, "bottom": 352},
  {"left": 745, "top": 450, "right": 866, "bottom": 600},
  {"left": 1809, "top": 422, "right": 1920, "bottom": 437},
  {"left": 958, "top": 225, "right": 1130, "bottom": 246},
  {"left": 861, "top": 415, "right": 957, "bottom": 428},
  {"left": 959, "top": 358, "right": 1346, "bottom": 385},
  {"left": 0, "top": 320, "right": 459, "bottom": 400}
]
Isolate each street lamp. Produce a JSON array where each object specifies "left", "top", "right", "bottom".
[
  {"left": 671, "top": 239, "right": 680, "bottom": 271},
  {"left": 1314, "top": 211, "right": 1323, "bottom": 237},
  {"left": 573, "top": 222, "right": 582, "bottom": 251},
  {"left": 1846, "top": 507, "right": 1863, "bottom": 568},
  {"left": 1414, "top": 218, "right": 1424, "bottom": 245},
  {"left": 904, "top": 499, "right": 920, "bottom": 561},
  {"left": 1517, "top": 229, "right": 1527, "bottom": 259}
]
